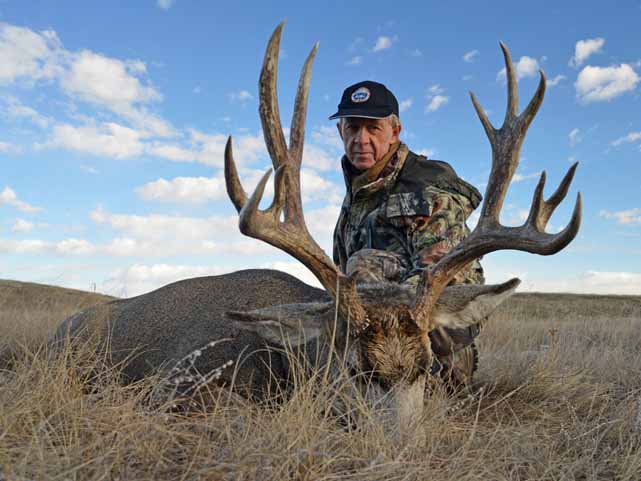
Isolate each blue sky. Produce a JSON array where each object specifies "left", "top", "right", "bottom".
[{"left": 1, "top": 1, "right": 640, "bottom": 296}]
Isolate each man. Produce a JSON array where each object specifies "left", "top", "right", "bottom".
[{"left": 330, "top": 80, "right": 484, "bottom": 387}]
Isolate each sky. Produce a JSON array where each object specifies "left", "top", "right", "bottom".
[{"left": 0, "top": 1, "right": 640, "bottom": 297}]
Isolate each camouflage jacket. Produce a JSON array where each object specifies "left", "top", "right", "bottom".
[{"left": 332, "top": 142, "right": 485, "bottom": 286}]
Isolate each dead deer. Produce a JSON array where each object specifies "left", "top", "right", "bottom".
[{"left": 51, "top": 23, "right": 581, "bottom": 433}]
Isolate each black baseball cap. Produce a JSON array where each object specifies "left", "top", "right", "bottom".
[{"left": 328, "top": 80, "right": 399, "bottom": 120}]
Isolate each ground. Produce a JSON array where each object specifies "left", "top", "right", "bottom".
[{"left": 1, "top": 279, "right": 640, "bottom": 480}]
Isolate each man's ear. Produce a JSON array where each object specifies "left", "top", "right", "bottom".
[
  {"left": 227, "top": 302, "right": 333, "bottom": 348},
  {"left": 432, "top": 279, "right": 520, "bottom": 329},
  {"left": 336, "top": 121, "right": 343, "bottom": 141},
  {"left": 392, "top": 124, "right": 402, "bottom": 143}
]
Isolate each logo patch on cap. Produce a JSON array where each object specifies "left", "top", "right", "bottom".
[{"left": 351, "top": 87, "right": 371, "bottom": 103}]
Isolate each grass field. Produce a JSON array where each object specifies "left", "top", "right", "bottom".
[{"left": 1, "top": 279, "right": 641, "bottom": 480}]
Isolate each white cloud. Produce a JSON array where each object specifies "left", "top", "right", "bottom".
[
  {"left": 3, "top": 97, "right": 50, "bottom": 128},
  {"left": 425, "top": 84, "right": 448, "bottom": 113},
  {"left": 0, "top": 237, "right": 95, "bottom": 255},
  {"left": 348, "top": 56, "right": 362, "bottom": 65},
  {"left": 300, "top": 169, "right": 343, "bottom": 204},
  {"left": 229, "top": 90, "right": 253, "bottom": 102},
  {"left": 260, "top": 261, "right": 321, "bottom": 288},
  {"left": 80, "top": 164, "right": 99, "bottom": 174},
  {"left": 497, "top": 56, "right": 540, "bottom": 81},
  {"left": 546, "top": 74, "right": 566, "bottom": 87},
  {"left": 399, "top": 98, "right": 413, "bottom": 112},
  {"left": 569, "top": 37, "right": 605, "bottom": 68},
  {"left": 519, "top": 271, "right": 641, "bottom": 295},
  {"left": 575, "top": 64, "right": 640, "bottom": 103},
  {"left": 0, "top": 141, "right": 20, "bottom": 153},
  {"left": 157, "top": 0, "right": 174, "bottom": 10},
  {"left": 55, "top": 238, "right": 96, "bottom": 255},
  {"left": 46, "top": 122, "right": 145, "bottom": 159},
  {"left": 188, "top": 129, "right": 266, "bottom": 167},
  {"left": 503, "top": 208, "right": 530, "bottom": 226},
  {"left": 90, "top": 206, "right": 233, "bottom": 241},
  {"left": 0, "top": 238, "right": 49, "bottom": 254},
  {"left": 426, "top": 95, "right": 448, "bottom": 112},
  {"left": 600, "top": 208, "right": 641, "bottom": 225},
  {"left": 467, "top": 211, "right": 480, "bottom": 230},
  {"left": 0, "top": 23, "right": 63, "bottom": 84},
  {"left": 0, "top": 187, "right": 42, "bottom": 213},
  {"left": 302, "top": 143, "right": 338, "bottom": 172},
  {"left": 611, "top": 131, "right": 641, "bottom": 147},
  {"left": 568, "top": 128, "right": 582, "bottom": 146},
  {"left": 11, "top": 219, "right": 34, "bottom": 233},
  {"left": 311, "top": 125, "right": 344, "bottom": 151},
  {"left": 112, "top": 104, "right": 175, "bottom": 138},
  {"left": 305, "top": 203, "right": 342, "bottom": 251},
  {"left": 88, "top": 205, "right": 276, "bottom": 257},
  {"left": 463, "top": 50, "right": 479, "bottom": 63},
  {"left": 136, "top": 176, "right": 225, "bottom": 204},
  {"left": 372, "top": 36, "right": 393, "bottom": 52},
  {"left": 0, "top": 22, "right": 176, "bottom": 140},
  {"left": 147, "top": 143, "right": 198, "bottom": 162},
  {"left": 62, "top": 50, "right": 160, "bottom": 107},
  {"left": 416, "top": 148, "right": 436, "bottom": 158},
  {"left": 103, "top": 263, "right": 231, "bottom": 297},
  {"left": 409, "top": 49, "right": 422, "bottom": 57},
  {"left": 511, "top": 171, "right": 541, "bottom": 183}
]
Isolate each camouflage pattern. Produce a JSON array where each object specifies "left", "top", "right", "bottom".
[
  {"left": 333, "top": 142, "right": 485, "bottom": 388},
  {"left": 333, "top": 143, "right": 485, "bottom": 286}
]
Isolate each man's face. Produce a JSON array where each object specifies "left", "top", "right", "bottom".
[{"left": 338, "top": 117, "right": 401, "bottom": 170}]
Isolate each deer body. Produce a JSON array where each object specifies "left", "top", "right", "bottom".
[{"left": 52, "top": 269, "right": 330, "bottom": 397}]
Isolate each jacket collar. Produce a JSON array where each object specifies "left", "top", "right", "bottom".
[{"left": 340, "top": 142, "right": 409, "bottom": 198}]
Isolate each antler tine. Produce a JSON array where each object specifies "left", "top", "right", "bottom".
[
  {"left": 224, "top": 136, "right": 248, "bottom": 213},
  {"left": 519, "top": 70, "right": 546, "bottom": 134},
  {"left": 528, "top": 162, "right": 579, "bottom": 230},
  {"left": 290, "top": 42, "right": 319, "bottom": 168},
  {"left": 238, "top": 168, "right": 272, "bottom": 237},
  {"left": 481, "top": 42, "right": 543, "bottom": 223},
  {"left": 412, "top": 43, "right": 581, "bottom": 323},
  {"left": 259, "top": 21, "right": 289, "bottom": 171},
  {"left": 225, "top": 23, "right": 356, "bottom": 308},
  {"left": 500, "top": 41, "right": 519, "bottom": 122},
  {"left": 470, "top": 92, "right": 495, "bottom": 143}
]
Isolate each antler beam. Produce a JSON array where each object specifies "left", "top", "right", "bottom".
[
  {"left": 224, "top": 23, "right": 365, "bottom": 325},
  {"left": 412, "top": 42, "right": 582, "bottom": 325}
]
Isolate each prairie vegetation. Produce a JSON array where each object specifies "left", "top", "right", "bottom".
[{"left": 1, "top": 279, "right": 641, "bottom": 480}]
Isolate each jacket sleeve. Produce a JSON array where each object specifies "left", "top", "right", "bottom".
[{"left": 384, "top": 185, "right": 485, "bottom": 285}]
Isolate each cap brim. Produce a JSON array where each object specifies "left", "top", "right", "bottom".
[{"left": 328, "top": 107, "right": 393, "bottom": 120}]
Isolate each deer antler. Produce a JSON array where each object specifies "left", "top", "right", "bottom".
[
  {"left": 224, "top": 22, "right": 366, "bottom": 323},
  {"left": 412, "top": 42, "right": 582, "bottom": 327}
]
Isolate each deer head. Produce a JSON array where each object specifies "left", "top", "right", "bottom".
[{"left": 224, "top": 23, "right": 581, "bottom": 431}]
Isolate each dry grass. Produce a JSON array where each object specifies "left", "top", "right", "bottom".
[
  {"left": 0, "top": 279, "right": 112, "bottom": 358},
  {"left": 1, "top": 281, "right": 641, "bottom": 480}
]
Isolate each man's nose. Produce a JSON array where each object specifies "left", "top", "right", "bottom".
[{"left": 354, "top": 126, "right": 370, "bottom": 144}]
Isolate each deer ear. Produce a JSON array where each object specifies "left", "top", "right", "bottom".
[
  {"left": 227, "top": 302, "right": 333, "bottom": 347},
  {"left": 432, "top": 278, "right": 520, "bottom": 329}
]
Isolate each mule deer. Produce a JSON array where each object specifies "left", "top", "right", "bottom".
[{"left": 52, "top": 23, "right": 581, "bottom": 432}]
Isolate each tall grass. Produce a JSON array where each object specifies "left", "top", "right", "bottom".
[{"left": 1, "top": 284, "right": 641, "bottom": 480}]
